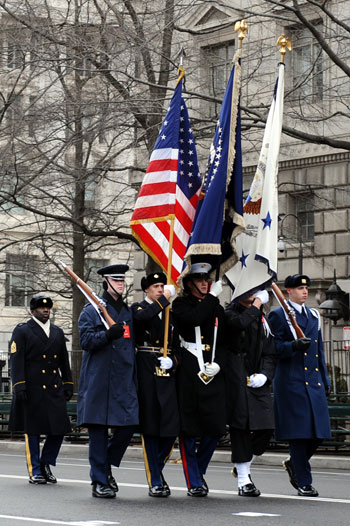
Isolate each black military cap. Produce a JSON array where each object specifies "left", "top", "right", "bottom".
[
  {"left": 30, "top": 296, "right": 53, "bottom": 310},
  {"left": 187, "top": 262, "right": 212, "bottom": 278},
  {"left": 141, "top": 272, "right": 167, "bottom": 291},
  {"left": 97, "top": 264, "right": 129, "bottom": 279},
  {"left": 284, "top": 274, "right": 311, "bottom": 288}
]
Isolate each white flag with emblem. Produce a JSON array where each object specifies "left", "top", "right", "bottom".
[{"left": 225, "top": 62, "right": 285, "bottom": 300}]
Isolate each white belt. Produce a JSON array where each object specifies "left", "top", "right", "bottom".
[{"left": 180, "top": 328, "right": 207, "bottom": 374}]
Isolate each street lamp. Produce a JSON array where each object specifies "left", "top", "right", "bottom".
[
  {"left": 277, "top": 213, "right": 303, "bottom": 274},
  {"left": 319, "top": 270, "right": 349, "bottom": 324}
]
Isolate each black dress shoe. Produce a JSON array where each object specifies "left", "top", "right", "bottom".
[
  {"left": 40, "top": 463, "right": 57, "bottom": 484},
  {"left": 148, "top": 485, "right": 168, "bottom": 497},
  {"left": 29, "top": 474, "right": 47, "bottom": 484},
  {"left": 200, "top": 475, "right": 209, "bottom": 494},
  {"left": 297, "top": 485, "right": 319, "bottom": 497},
  {"left": 282, "top": 458, "right": 298, "bottom": 490},
  {"left": 187, "top": 486, "right": 208, "bottom": 497},
  {"left": 160, "top": 473, "right": 171, "bottom": 496},
  {"left": 108, "top": 467, "right": 118, "bottom": 492},
  {"left": 238, "top": 483, "right": 261, "bottom": 497},
  {"left": 92, "top": 482, "right": 116, "bottom": 498}
]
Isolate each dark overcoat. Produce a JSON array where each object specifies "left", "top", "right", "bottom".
[
  {"left": 268, "top": 305, "right": 331, "bottom": 440},
  {"left": 172, "top": 293, "right": 227, "bottom": 437},
  {"left": 224, "top": 302, "right": 276, "bottom": 431},
  {"left": 9, "top": 319, "right": 73, "bottom": 435},
  {"left": 131, "top": 295, "right": 180, "bottom": 437},
  {"left": 77, "top": 295, "right": 139, "bottom": 427}
]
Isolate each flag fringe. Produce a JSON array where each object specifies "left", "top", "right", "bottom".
[{"left": 225, "top": 49, "right": 242, "bottom": 195}]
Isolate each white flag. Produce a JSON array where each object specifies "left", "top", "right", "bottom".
[{"left": 226, "top": 62, "right": 285, "bottom": 301}]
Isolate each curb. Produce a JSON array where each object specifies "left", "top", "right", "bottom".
[{"left": 1, "top": 440, "right": 349, "bottom": 470}]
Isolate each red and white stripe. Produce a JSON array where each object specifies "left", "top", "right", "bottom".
[{"left": 130, "top": 148, "right": 200, "bottom": 284}]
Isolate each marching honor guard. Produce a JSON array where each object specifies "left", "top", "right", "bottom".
[
  {"left": 225, "top": 290, "right": 276, "bottom": 496},
  {"left": 77, "top": 264, "right": 138, "bottom": 498},
  {"left": 9, "top": 296, "right": 73, "bottom": 484},
  {"left": 132, "top": 272, "right": 179, "bottom": 497},
  {"left": 172, "top": 262, "right": 227, "bottom": 497},
  {"left": 268, "top": 274, "right": 331, "bottom": 497}
]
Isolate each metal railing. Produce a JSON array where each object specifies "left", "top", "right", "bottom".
[{"left": 0, "top": 344, "right": 349, "bottom": 448}]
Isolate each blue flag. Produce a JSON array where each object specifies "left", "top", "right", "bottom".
[{"left": 182, "top": 50, "right": 245, "bottom": 279}]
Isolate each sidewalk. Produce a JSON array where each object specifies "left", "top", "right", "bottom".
[{"left": 1, "top": 440, "right": 349, "bottom": 471}]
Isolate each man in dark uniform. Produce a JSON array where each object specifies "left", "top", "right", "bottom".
[
  {"left": 77, "top": 264, "right": 138, "bottom": 499},
  {"left": 132, "top": 271, "right": 179, "bottom": 497},
  {"left": 172, "top": 262, "right": 227, "bottom": 497},
  {"left": 9, "top": 296, "right": 73, "bottom": 484},
  {"left": 225, "top": 290, "right": 276, "bottom": 496},
  {"left": 268, "top": 274, "right": 331, "bottom": 497}
]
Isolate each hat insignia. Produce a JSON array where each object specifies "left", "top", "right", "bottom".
[{"left": 154, "top": 274, "right": 159, "bottom": 278}]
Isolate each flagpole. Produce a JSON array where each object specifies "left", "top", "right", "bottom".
[
  {"left": 161, "top": 62, "right": 185, "bottom": 358},
  {"left": 162, "top": 215, "right": 175, "bottom": 358},
  {"left": 276, "top": 34, "right": 292, "bottom": 63}
]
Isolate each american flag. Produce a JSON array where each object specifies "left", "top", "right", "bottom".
[{"left": 130, "top": 70, "right": 201, "bottom": 285}]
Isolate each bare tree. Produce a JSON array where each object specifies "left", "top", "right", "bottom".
[{"left": 0, "top": 0, "right": 349, "bottom": 382}]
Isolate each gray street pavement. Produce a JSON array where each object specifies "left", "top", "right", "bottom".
[{"left": 0, "top": 440, "right": 349, "bottom": 526}]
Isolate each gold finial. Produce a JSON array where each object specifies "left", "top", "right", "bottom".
[
  {"left": 277, "top": 34, "right": 292, "bottom": 63},
  {"left": 234, "top": 20, "right": 248, "bottom": 48}
]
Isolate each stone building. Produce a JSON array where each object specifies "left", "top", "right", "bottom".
[{"left": 0, "top": 1, "right": 349, "bottom": 388}]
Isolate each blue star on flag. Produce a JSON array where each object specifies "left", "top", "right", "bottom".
[
  {"left": 240, "top": 250, "right": 249, "bottom": 268},
  {"left": 261, "top": 211, "right": 272, "bottom": 229}
]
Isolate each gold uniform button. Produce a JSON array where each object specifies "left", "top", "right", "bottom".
[
  {"left": 315, "top": 354, "right": 318, "bottom": 358},
  {"left": 43, "top": 385, "right": 46, "bottom": 389},
  {"left": 304, "top": 367, "right": 308, "bottom": 371},
  {"left": 53, "top": 370, "right": 57, "bottom": 374},
  {"left": 43, "top": 355, "right": 46, "bottom": 359},
  {"left": 304, "top": 353, "right": 308, "bottom": 356},
  {"left": 155, "top": 340, "right": 160, "bottom": 344},
  {"left": 54, "top": 384, "right": 57, "bottom": 388},
  {"left": 318, "top": 383, "right": 321, "bottom": 386},
  {"left": 54, "top": 354, "right": 57, "bottom": 359},
  {"left": 315, "top": 368, "right": 319, "bottom": 372},
  {"left": 305, "top": 382, "right": 309, "bottom": 385},
  {"left": 201, "top": 336, "right": 204, "bottom": 340},
  {"left": 42, "top": 370, "right": 46, "bottom": 374}
]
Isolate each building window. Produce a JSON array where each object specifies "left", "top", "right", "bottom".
[
  {"left": 5, "top": 254, "right": 38, "bottom": 307},
  {"left": 0, "top": 183, "right": 25, "bottom": 214},
  {"left": 202, "top": 41, "right": 235, "bottom": 116},
  {"left": 5, "top": 95, "right": 23, "bottom": 136},
  {"left": 296, "top": 194, "right": 315, "bottom": 242},
  {"left": 289, "top": 23, "right": 323, "bottom": 103},
  {"left": 7, "top": 41, "right": 25, "bottom": 69}
]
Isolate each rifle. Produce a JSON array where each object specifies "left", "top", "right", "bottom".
[
  {"left": 57, "top": 259, "right": 116, "bottom": 328},
  {"left": 271, "top": 282, "right": 305, "bottom": 339}
]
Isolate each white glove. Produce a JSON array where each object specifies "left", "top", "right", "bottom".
[
  {"left": 164, "top": 284, "right": 176, "bottom": 298},
  {"left": 254, "top": 290, "right": 269, "bottom": 304},
  {"left": 209, "top": 280, "right": 223, "bottom": 297},
  {"left": 249, "top": 373, "right": 267, "bottom": 388},
  {"left": 204, "top": 362, "right": 220, "bottom": 377},
  {"left": 158, "top": 356, "right": 173, "bottom": 370}
]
